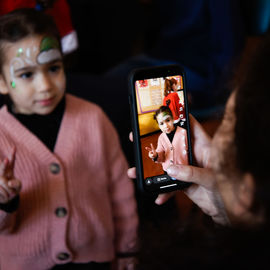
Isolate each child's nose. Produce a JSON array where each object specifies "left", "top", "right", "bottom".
[{"left": 35, "top": 74, "right": 52, "bottom": 92}]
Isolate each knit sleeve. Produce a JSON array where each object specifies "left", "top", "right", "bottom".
[
  {"left": 100, "top": 110, "right": 139, "bottom": 254},
  {"left": 156, "top": 135, "right": 165, "bottom": 163}
]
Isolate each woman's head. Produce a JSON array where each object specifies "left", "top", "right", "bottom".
[
  {"left": 210, "top": 34, "right": 270, "bottom": 227},
  {"left": 234, "top": 35, "right": 270, "bottom": 224},
  {"left": 0, "top": 9, "right": 65, "bottom": 115},
  {"left": 154, "top": 106, "right": 175, "bottom": 134},
  {"left": 164, "top": 78, "right": 177, "bottom": 97}
]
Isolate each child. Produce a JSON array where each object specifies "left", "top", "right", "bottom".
[
  {"left": 146, "top": 106, "right": 188, "bottom": 172},
  {"left": 163, "top": 78, "right": 181, "bottom": 124},
  {"left": 0, "top": 8, "right": 138, "bottom": 270}
]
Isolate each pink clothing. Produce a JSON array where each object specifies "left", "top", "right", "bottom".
[
  {"left": 0, "top": 94, "right": 138, "bottom": 270},
  {"left": 156, "top": 126, "right": 189, "bottom": 171}
]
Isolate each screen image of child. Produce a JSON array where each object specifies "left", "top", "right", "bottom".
[{"left": 145, "top": 106, "right": 189, "bottom": 173}]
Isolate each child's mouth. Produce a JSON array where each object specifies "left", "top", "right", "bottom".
[{"left": 36, "top": 97, "right": 54, "bottom": 106}]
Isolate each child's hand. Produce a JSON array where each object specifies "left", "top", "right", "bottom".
[
  {"left": 145, "top": 143, "right": 157, "bottom": 159},
  {"left": 0, "top": 148, "right": 21, "bottom": 204}
]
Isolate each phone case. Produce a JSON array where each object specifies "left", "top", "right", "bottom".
[{"left": 128, "top": 64, "right": 193, "bottom": 194}]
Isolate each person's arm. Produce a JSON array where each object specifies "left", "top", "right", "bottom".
[
  {"left": 157, "top": 116, "right": 229, "bottom": 225},
  {"left": 128, "top": 115, "right": 230, "bottom": 225},
  {"left": 101, "top": 112, "right": 139, "bottom": 270},
  {"left": 155, "top": 114, "right": 211, "bottom": 204}
]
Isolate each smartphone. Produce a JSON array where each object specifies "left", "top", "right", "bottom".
[{"left": 128, "top": 64, "right": 193, "bottom": 194}]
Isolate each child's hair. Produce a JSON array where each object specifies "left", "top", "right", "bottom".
[
  {"left": 164, "top": 78, "right": 177, "bottom": 97},
  {"left": 154, "top": 105, "right": 173, "bottom": 122},
  {"left": 0, "top": 8, "right": 61, "bottom": 74}
]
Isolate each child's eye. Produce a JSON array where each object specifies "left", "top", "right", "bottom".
[
  {"left": 20, "top": 72, "right": 33, "bottom": 79},
  {"left": 49, "top": 65, "right": 61, "bottom": 73}
]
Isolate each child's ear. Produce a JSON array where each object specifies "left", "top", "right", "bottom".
[{"left": 0, "top": 75, "right": 9, "bottom": 95}]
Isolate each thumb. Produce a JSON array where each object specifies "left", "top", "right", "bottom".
[{"left": 167, "top": 164, "right": 215, "bottom": 189}]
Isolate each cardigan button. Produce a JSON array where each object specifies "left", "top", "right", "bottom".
[
  {"left": 50, "top": 163, "right": 61, "bottom": 174},
  {"left": 57, "top": 252, "right": 70, "bottom": 261},
  {"left": 55, "top": 207, "right": 67, "bottom": 217}
]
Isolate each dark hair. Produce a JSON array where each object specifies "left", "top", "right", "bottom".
[
  {"left": 164, "top": 78, "right": 177, "bottom": 97},
  {"left": 234, "top": 34, "right": 270, "bottom": 219},
  {"left": 154, "top": 105, "right": 173, "bottom": 122},
  {"left": 0, "top": 8, "right": 61, "bottom": 74}
]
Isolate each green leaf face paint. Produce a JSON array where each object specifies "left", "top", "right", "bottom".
[
  {"left": 11, "top": 81, "right": 16, "bottom": 89},
  {"left": 40, "top": 37, "right": 60, "bottom": 51},
  {"left": 162, "top": 112, "right": 170, "bottom": 117},
  {"left": 37, "top": 37, "right": 61, "bottom": 65}
]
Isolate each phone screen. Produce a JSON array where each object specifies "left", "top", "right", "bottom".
[{"left": 129, "top": 65, "right": 192, "bottom": 193}]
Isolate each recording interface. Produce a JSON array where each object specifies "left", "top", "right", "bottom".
[{"left": 134, "top": 75, "right": 189, "bottom": 186}]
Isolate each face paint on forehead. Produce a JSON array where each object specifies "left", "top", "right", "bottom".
[
  {"left": 157, "top": 113, "right": 172, "bottom": 124},
  {"left": 159, "top": 112, "right": 171, "bottom": 120},
  {"left": 16, "top": 48, "right": 23, "bottom": 57},
  {"left": 37, "top": 36, "right": 61, "bottom": 65}
]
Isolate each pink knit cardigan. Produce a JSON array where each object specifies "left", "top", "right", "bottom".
[
  {"left": 156, "top": 126, "right": 189, "bottom": 171},
  {"left": 0, "top": 94, "right": 138, "bottom": 270}
]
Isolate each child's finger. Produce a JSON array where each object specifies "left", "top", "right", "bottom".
[
  {"left": 0, "top": 158, "right": 9, "bottom": 177},
  {"left": 4, "top": 148, "right": 16, "bottom": 179},
  {"left": 8, "top": 179, "right": 21, "bottom": 193},
  {"left": 8, "top": 147, "right": 16, "bottom": 171},
  {"left": 145, "top": 147, "right": 152, "bottom": 152},
  {"left": 150, "top": 143, "right": 155, "bottom": 151}
]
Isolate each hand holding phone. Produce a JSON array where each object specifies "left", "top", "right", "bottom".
[{"left": 128, "top": 65, "right": 193, "bottom": 194}]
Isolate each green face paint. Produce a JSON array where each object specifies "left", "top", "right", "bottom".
[
  {"left": 40, "top": 37, "right": 60, "bottom": 51},
  {"left": 11, "top": 81, "right": 16, "bottom": 89},
  {"left": 162, "top": 112, "right": 170, "bottom": 117},
  {"left": 16, "top": 48, "right": 23, "bottom": 57},
  {"left": 37, "top": 36, "right": 61, "bottom": 65}
]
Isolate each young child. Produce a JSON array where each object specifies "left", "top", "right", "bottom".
[
  {"left": 146, "top": 106, "right": 188, "bottom": 172},
  {"left": 162, "top": 78, "right": 181, "bottom": 124},
  {"left": 0, "top": 8, "right": 138, "bottom": 270}
]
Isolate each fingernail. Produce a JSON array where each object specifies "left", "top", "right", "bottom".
[{"left": 155, "top": 198, "right": 162, "bottom": 205}]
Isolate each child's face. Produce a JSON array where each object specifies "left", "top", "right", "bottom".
[
  {"left": 172, "top": 83, "right": 177, "bottom": 92},
  {"left": 0, "top": 35, "right": 65, "bottom": 115},
  {"left": 156, "top": 113, "right": 175, "bottom": 134}
]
